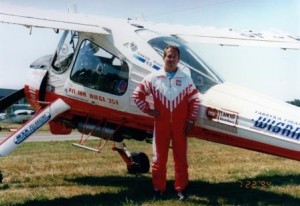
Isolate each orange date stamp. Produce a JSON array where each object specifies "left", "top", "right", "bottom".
[{"left": 238, "top": 180, "right": 272, "bottom": 189}]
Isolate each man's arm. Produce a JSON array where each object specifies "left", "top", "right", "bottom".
[
  {"left": 187, "top": 84, "right": 200, "bottom": 122},
  {"left": 184, "top": 83, "right": 200, "bottom": 135},
  {"left": 132, "top": 78, "right": 159, "bottom": 117}
]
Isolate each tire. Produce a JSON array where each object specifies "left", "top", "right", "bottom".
[{"left": 127, "top": 152, "right": 150, "bottom": 174}]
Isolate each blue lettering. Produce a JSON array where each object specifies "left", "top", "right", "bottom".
[
  {"left": 291, "top": 128, "right": 300, "bottom": 140},
  {"left": 267, "top": 120, "right": 276, "bottom": 131},
  {"left": 272, "top": 122, "right": 284, "bottom": 133},
  {"left": 253, "top": 116, "right": 300, "bottom": 141},
  {"left": 281, "top": 125, "right": 293, "bottom": 137},
  {"left": 14, "top": 112, "right": 51, "bottom": 144},
  {"left": 254, "top": 117, "right": 270, "bottom": 129}
]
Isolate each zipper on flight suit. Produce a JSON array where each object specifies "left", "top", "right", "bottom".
[{"left": 169, "top": 78, "right": 173, "bottom": 124}]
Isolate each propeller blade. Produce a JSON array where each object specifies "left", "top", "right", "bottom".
[{"left": 0, "top": 88, "right": 25, "bottom": 112}]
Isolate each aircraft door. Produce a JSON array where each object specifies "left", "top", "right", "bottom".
[{"left": 71, "top": 40, "right": 129, "bottom": 96}]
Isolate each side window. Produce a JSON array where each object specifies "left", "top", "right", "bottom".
[
  {"left": 147, "top": 36, "right": 223, "bottom": 93},
  {"left": 52, "top": 31, "right": 78, "bottom": 73},
  {"left": 71, "top": 40, "right": 129, "bottom": 96}
]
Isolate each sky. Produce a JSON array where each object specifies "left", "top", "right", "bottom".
[{"left": 0, "top": 0, "right": 299, "bottom": 101}]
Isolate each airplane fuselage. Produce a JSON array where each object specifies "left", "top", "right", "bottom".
[{"left": 23, "top": 21, "right": 300, "bottom": 161}]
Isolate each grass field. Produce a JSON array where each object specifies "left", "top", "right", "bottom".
[{"left": 0, "top": 136, "right": 300, "bottom": 206}]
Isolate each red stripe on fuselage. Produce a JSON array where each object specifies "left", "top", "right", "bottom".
[
  {"left": 24, "top": 88, "right": 300, "bottom": 161},
  {"left": 25, "top": 88, "right": 154, "bottom": 132},
  {"left": 191, "top": 127, "right": 300, "bottom": 161}
]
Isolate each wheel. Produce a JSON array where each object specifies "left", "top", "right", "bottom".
[{"left": 127, "top": 152, "right": 150, "bottom": 174}]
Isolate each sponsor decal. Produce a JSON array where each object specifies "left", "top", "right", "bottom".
[
  {"left": 152, "top": 60, "right": 162, "bottom": 70},
  {"left": 66, "top": 87, "right": 119, "bottom": 105},
  {"left": 206, "top": 107, "right": 238, "bottom": 126},
  {"left": 203, "top": 119, "right": 237, "bottom": 134},
  {"left": 14, "top": 112, "right": 51, "bottom": 144},
  {"left": 47, "top": 84, "right": 55, "bottom": 92},
  {"left": 152, "top": 64, "right": 161, "bottom": 70},
  {"left": 133, "top": 53, "right": 148, "bottom": 63},
  {"left": 133, "top": 53, "right": 162, "bottom": 70},
  {"left": 206, "top": 107, "right": 218, "bottom": 119},
  {"left": 117, "top": 80, "right": 127, "bottom": 94},
  {"left": 252, "top": 111, "right": 300, "bottom": 140},
  {"left": 133, "top": 54, "right": 146, "bottom": 63}
]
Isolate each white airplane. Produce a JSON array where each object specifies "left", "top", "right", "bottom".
[{"left": 0, "top": 4, "right": 300, "bottom": 178}]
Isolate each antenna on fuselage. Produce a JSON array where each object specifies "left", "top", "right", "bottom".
[{"left": 68, "top": 3, "right": 77, "bottom": 14}]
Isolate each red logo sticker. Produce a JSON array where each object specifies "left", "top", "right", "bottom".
[
  {"left": 206, "top": 107, "right": 218, "bottom": 119},
  {"left": 176, "top": 79, "right": 181, "bottom": 86}
]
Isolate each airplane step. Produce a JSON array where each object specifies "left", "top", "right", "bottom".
[{"left": 72, "top": 143, "right": 100, "bottom": 152}]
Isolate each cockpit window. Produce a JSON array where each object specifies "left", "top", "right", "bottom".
[
  {"left": 70, "top": 40, "right": 129, "bottom": 96},
  {"left": 142, "top": 32, "right": 223, "bottom": 93},
  {"left": 52, "top": 31, "right": 78, "bottom": 73}
]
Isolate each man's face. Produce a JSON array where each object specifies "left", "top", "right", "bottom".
[{"left": 163, "top": 48, "right": 179, "bottom": 72}]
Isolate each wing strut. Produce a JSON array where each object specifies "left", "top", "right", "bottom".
[{"left": 72, "top": 118, "right": 124, "bottom": 152}]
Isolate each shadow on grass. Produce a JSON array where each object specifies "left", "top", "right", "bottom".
[{"left": 12, "top": 173, "right": 300, "bottom": 206}]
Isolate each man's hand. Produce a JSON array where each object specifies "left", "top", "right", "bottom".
[
  {"left": 147, "top": 109, "right": 160, "bottom": 118},
  {"left": 184, "top": 120, "right": 194, "bottom": 135}
]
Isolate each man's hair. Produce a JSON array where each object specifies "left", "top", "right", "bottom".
[{"left": 163, "top": 45, "right": 180, "bottom": 58}]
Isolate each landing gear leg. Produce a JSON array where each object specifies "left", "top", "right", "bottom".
[
  {"left": 113, "top": 142, "right": 150, "bottom": 174},
  {"left": 0, "top": 171, "right": 3, "bottom": 183}
]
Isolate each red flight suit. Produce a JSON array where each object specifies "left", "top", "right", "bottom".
[{"left": 132, "top": 68, "right": 200, "bottom": 192}]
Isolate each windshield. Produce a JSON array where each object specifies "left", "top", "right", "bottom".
[
  {"left": 52, "top": 31, "right": 79, "bottom": 73},
  {"left": 147, "top": 35, "right": 223, "bottom": 93}
]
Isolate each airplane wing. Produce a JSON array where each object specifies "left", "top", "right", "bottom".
[
  {"left": 0, "top": 4, "right": 109, "bottom": 35},
  {"left": 133, "top": 21, "right": 300, "bottom": 50},
  {"left": 175, "top": 31, "right": 300, "bottom": 50},
  {"left": 1, "top": 3, "right": 299, "bottom": 49}
]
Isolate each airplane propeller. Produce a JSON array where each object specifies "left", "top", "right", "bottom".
[{"left": 0, "top": 88, "right": 25, "bottom": 112}]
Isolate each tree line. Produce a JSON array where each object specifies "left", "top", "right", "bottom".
[{"left": 287, "top": 99, "right": 300, "bottom": 107}]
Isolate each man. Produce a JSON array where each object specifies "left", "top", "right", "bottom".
[{"left": 132, "top": 45, "right": 200, "bottom": 201}]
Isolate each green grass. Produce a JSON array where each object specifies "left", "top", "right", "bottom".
[{"left": 1, "top": 136, "right": 300, "bottom": 205}]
